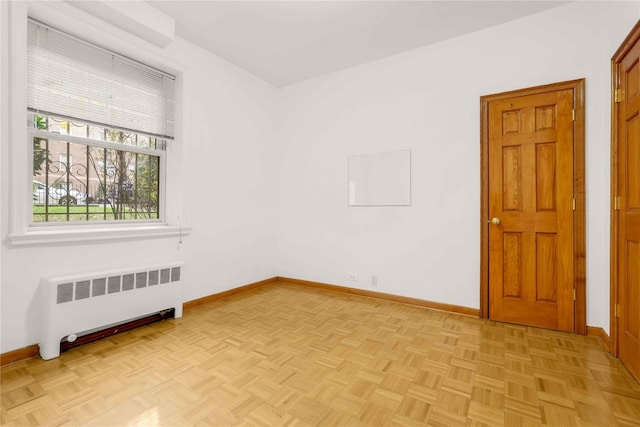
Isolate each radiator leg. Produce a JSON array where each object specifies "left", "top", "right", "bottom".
[
  {"left": 39, "top": 336, "right": 61, "bottom": 360},
  {"left": 174, "top": 304, "right": 183, "bottom": 318}
]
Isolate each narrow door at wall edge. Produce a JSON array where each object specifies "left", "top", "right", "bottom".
[{"left": 614, "top": 27, "right": 640, "bottom": 382}]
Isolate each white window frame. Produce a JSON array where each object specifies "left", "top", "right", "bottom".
[
  {"left": 28, "top": 114, "right": 167, "bottom": 227},
  {"left": 5, "top": 1, "right": 190, "bottom": 246}
]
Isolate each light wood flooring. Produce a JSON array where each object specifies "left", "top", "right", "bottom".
[{"left": 1, "top": 282, "right": 640, "bottom": 426}]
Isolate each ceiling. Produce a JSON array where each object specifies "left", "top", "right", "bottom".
[{"left": 149, "top": 1, "right": 570, "bottom": 87}]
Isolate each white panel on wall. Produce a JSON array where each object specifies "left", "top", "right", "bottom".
[{"left": 348, "top": 150, "right": 411, "bottom": 206}]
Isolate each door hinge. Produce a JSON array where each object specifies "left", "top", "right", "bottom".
[
  {"left": 614, "top": 196, "right": 621, "bottom": 210},
  {"left": 572, "top": 198, "right": 576, "bottom": 211},
  {"left": 572, "top": 109, "right": 576, "bottom": 121},
  {"left": 615, "top": 88, "right": 623, "bottom": 103},
  {"left": 573, "top": 289, "right": 576, "bottom": 301},
  {"left": 615, "top": 303, "right": 621, "bottom": 318}
]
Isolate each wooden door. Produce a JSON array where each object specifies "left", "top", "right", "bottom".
[
  {"left": 613, "top": 21, "right": 640, "bottom": 382},
  {"left": 486, "top": 89, "right": 575, "bottom": 331}
]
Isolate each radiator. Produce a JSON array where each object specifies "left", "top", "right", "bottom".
[{"left": 39, "top": 262, "right": 184, "bottom": 360}]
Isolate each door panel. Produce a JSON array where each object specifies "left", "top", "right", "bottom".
[
  {"left": 536, "top": 143, "right": 556, "bottom": 211},
  {"left": 536, "top": 233, "right": 557, "bottom": 302},
  {"left": 488, "top": 90, "right": 574, "bottom": 332},
  {"left": 616, "top": 30, "right": 640, "bottom": 381}
]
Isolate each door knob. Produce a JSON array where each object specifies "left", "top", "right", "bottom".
[{"left": 491, "top": 217, "right": 501, "bottom": 225}]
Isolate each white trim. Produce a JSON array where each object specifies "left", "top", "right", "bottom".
[
  {"left": 30, "top": 127, "right": 165, "bottom": 157},
  {"left": 8, "top": 1, "right": 30, "bottom": 237},
  {"left": 67, "top": 1, "right": 176, "bottom": 49},
  {"left": 10, "top": 224, "right": 191, "bottom": 246}
]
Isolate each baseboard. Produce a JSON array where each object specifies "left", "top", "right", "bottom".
[
  {"left": 587, "top": 326, "right": 610, "bottom": 351},
  {"left": 184, "top": 275, "right": 479, "bottom": 316},
  {"left": 183, "top": 277, "right": 278, "bottom": 310},
  {"left": 1, "top": 344, "right": 40, "bottom": 367},
  {"left": 276, "top": 276, "right": 480, "bottom": 317}
]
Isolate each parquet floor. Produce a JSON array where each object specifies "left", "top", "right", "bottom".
[{"left": 2, "top": 282, "right": 640, "bottom": 426}]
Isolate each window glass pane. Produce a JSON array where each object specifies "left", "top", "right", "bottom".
[
  {"left": 32, "top": 119, "right": 161, "bottom": 223},
  {"left": 69, "top": 120, "right": 88, "bottom": 138},
  {"left": 53, "top": 117, "right": 69, "bottom": 134},
  {"left": 88, "top": 125, "right": 106, "bottom": 141}
]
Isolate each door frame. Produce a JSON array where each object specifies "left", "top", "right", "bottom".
[
  {"left": 479, "top": 79, "right": 586, "bottom": 334},
  {"left": 610, "top": 20, "right": 640, "bottom": 357}
]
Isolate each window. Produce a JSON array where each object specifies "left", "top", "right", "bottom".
[
  {"left": 31, "top": 114, "right": 163, "bottom": 222},
  {"left": 27, "top": 19, "right": 174, "bottom": 224},
  {"left": 59, "top": 154, "right": 71, "bottom": 169}
]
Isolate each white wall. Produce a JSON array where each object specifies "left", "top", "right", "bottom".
[
  {"left": 0, "top": 2, "right": 279, "bottom": 353},
  {"left": 0, "top": 2, "right": 6, "bottom": 337},
  {"left": 276, "top": 1, "right": 639, "bottom": 333},
  {"left": 171, "top": 39, "right": 280, "bottom": 296}
]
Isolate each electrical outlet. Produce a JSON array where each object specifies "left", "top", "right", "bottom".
[
  {"left": 348, "top": 272, "right": 358, "bottom": 281},
  {"left": 371, "top": 275, "right": 378, "bottom": 287}
]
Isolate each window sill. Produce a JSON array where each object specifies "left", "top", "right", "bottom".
[{"left": 9, "top": 224, "right": 191, "bottom": 246}]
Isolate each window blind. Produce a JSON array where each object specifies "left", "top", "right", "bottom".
[{"left": 27, "top": 19, "right": 175, "bottom": 140}]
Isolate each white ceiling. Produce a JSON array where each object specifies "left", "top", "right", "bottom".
[{"left": 149, "top": 1, "right": 570, "bottom": 87}]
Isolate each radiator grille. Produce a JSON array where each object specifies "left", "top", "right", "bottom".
[{"left": 56, "top": 266, "right": 182, "bottom": 304}]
